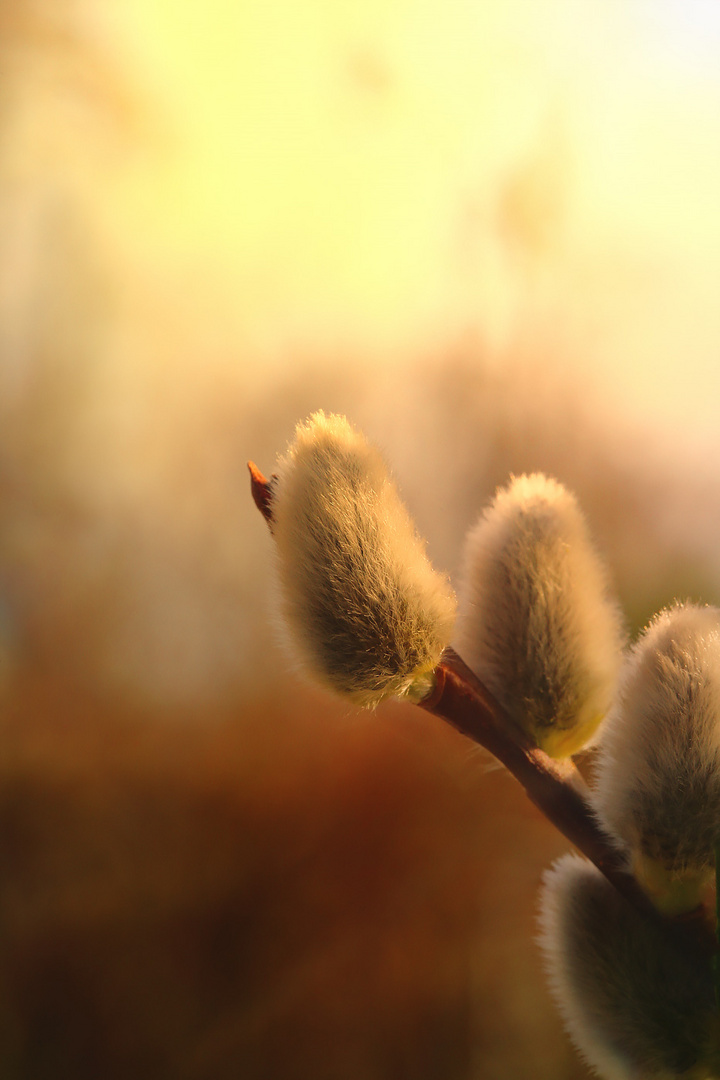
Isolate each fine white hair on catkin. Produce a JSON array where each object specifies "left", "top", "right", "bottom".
[
  {"left": 593, "top": 602, "right": 720, "bottom": 883},
  {"left": 271, "top": 411, "right": 457, "bottom": 708},
  {"left": 455, "top": 474, "right": 624, "bottom": 757},
  {"left": 538, "top": 854, "right": 716, "bottom": 1080}
]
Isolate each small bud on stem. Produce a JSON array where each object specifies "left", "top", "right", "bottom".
[{"left": 247, "top": 461, "right": 275, "bottom": 527}]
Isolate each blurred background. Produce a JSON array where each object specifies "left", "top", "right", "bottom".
[{"left": 3, "top": 1, "right": 720, "bottom": 1076}]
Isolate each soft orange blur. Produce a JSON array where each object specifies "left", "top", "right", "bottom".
[
  {"left": 3, "top": 0, "right": 720, "bottom": 697},
  {"left": 3, "top": 3, "right": 720, "bottom": 1077}
]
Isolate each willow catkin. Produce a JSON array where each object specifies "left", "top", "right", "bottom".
[
  {"left": 271, "top": 411, "right": 457, "bottom": 707},
  {"left": 593, "top": 602, "right": 720, "bottom": 913},
  {"left": 456, "top": 473, "right": 624, "bottom": 757},
  {"left": 538, "top": 853, "right": 718, "bottom": 1080}
]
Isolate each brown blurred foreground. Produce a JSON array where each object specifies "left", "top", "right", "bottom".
[{"left": 0, "top": 664, "right": 590, "bottom": 1080}]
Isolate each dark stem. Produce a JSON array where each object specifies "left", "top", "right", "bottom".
[
  {"left": 421, "top": 649, "right": 653, "bottom": 913},
  {"left": 422, "top": 648, "right": 716, "bottom": 951}
]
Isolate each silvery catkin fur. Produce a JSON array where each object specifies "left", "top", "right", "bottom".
[
  {"left": 456, "top": 474, "right": 624, "bottom": 757},
  {"left": 272, "top": 412, "right": 457, "bottom": 707},
  {"left": 593, "top": 602, "right": 720, "bottom": 911},
  {"left": 538, "top": 854, "right": 718, "bottom": 1080}
]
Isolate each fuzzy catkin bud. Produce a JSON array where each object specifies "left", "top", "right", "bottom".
[
  {"left": 456, "top": 474, "right": 624, "bottom": 758},
  {"left": 271, "top": 412, "right": 457, "bottom": 708},
  {"left": 593, "top": 602, "right": 720, "bottom": 914},
  {"left": 538, "top": 854, "right": 718, "bottom": 1080}
]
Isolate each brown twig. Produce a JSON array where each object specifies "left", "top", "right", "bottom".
[
  {"left": 422, "top": 648, "right": 717, "bottom": 952},
  {"left": 422, "top": 649, "right": 656, "bottom": 914}
]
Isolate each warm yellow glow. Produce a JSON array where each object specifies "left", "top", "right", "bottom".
[
  {"left": 13, "top": 0, "right": 720, "bottom": 423},
  {"left": 92, "top": 0, "right": 720, "bottom": 416},
  {"left": 635, "top": 0, "right": 720, "bottom": 67},
  {"left": 6, "top": 0, "right": 720, "bottom": 701},
  {"left": 96, "top": 0, "right": 576, "bottom": 358}
]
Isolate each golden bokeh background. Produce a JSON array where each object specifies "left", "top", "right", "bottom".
[{"left": 3, "top": 2, "right": 720, "bottom": 1076}]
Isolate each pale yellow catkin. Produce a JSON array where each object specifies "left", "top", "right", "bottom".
[
  {"left": 271, "top": 412, "right": 457, "bottom": 707},
  {"left": 538, "top": 853, "right": 718, "bottom": 1080},
  {"left": 593, "top": 602, "right": 720, "bottom": 913},
  {"left": 456, "top": 473, "right": 624, "bottom": 757}
]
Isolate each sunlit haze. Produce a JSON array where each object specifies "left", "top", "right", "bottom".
[
  {"left": 91, "top": 0, "right": 720, "bottom": 433},
  {"left": 3, "top": 0, "right": 720, "bottom": 705},
  {"left": 5, "top": 7, "right": 720, "bottom": 1074}
]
